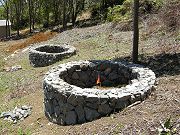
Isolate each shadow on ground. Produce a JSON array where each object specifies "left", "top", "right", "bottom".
[{"left": 113, "top": 53, "right": 180, "bottom": 77}]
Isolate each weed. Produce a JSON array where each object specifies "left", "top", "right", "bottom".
[
  {"left": 0, "top": 57, "right": 5, "bottom": 71},
  {"left": 112, "top": 123, "right": 124, "bottom": 134},
  {"left": 158, "top": 117, "right": 177, "bottom": 135},
  {"left": 17, "top": 128, "right": 31, "bottom": 135}
]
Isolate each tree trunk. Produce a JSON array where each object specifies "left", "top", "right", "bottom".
[
  {"left": 32, "top": 0, "right": 35, "bottom": 30},
  {"left": 72, "top": 0, "right": 77, "bottom": 26},
  {"left": 6, "top": 6, "right": 9, "bottom": 38},
  {"left": 28, "top": 0, "right": 32, "bottom": 33},
  {"left": 7, "top": 4, "right": 10, "bottom": 38},
  {"left": 3, "top": 1, "right": 10, "bottom": 39},
  {"left": 14, "top": 1, "right": 20, "bottom": 37},
  {"left": 132, "top": 0, "right": 139, "bottom": 63},
  {"left": 63, "top": 0, "right": 67, "bottom": 30},
  {"left": 53, "top": 0, "right": 59, "bottom": 25}
]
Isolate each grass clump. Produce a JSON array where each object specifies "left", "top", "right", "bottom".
[{"left": 18, "top": 128, "right": 31, "bottom": 135}]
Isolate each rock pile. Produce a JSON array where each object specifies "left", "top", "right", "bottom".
[
  {"left": 0, "top": 105, "right": 32, "bottom": 123},
  {"left": 3, "top": 65, "right": 22, "bottom": 72}
]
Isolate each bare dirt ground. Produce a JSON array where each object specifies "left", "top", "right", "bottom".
[{"left": 0, "top": 22, "right": 179, "bottom": 135}]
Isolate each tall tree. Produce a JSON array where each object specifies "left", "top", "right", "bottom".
[
  {"left": 62, "top": 0, "right": 67, "bottom": 30},
  {"left": 12, "top": 0, "right": 21, "bottom": 37},
  {"left": 132, "top": 0, "right": 139, "bottom": 63},
  {"left": 43, "top": 0, "right": 51, "bottom": 28},
  {"left": 71, "top": 0, "right": 77, "bottom": 26},
  {"left": 0, "top": 0, "right": 11, "bottom": 38},
  {"left": 71, "top": 0, "right": 85, "bottom": 26},
  {"left": 52, "top": 0, "right": 61, "bottom": 25},
  {"left": 28, "top": 0, "right": 32, "bottom": 33}
]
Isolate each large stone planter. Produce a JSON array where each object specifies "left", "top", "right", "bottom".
[
  {"left": 43, "top": 60, "right": 156, "bottom": 125},
  {"left": 29, "top": 44, "right": 76, "bottom": 67}
]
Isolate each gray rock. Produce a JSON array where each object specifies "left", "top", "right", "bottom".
[
  {"left": 56, "top": 93, "right": 67, "bottom": 103},
  {"left": 72, "top": 79, "right": 86, "bottom": 88},
  {"left": 101, "top": 80, "right": 114, "bottom": 87},
  {"left": 80, "top": 63, "right": 89, "bottom": 71},
  {"left": 56, "top": 114, "right": 65, "bottom": 125},
  {"left": 64, "top": 76, "right": 71, "bottom": 83},
  {"left": 17, "top": 113, "right": 23, "bottom": 119},
  {"left": 53, "top": 99, "right": 59, "bottom": 106},
  {"left": 72, "top": 72, "right": 79, "bottom": 80},
  {"left": 84, "top": 107, "right": 100, "bottom": 121},
  {"left": 54, "top": 106, "right": 61, "bottom": 117},
  {"left": 0, "top": 112, "right": 17, "bottom": 119},
  {"left": 23, "top": 111, "right": 29, "bottom": 118},
  {"left": 75, "top": 106, "right": 86, "bottom": 123},
  {"left": 85, "top": 95, "right": 99, "bottom": 103},
  {"left": 67, "top": 66, "right": 76, "bottom": 75},
  {"left": 45, "top": 100, "right": 54, "bottom": 115},
  {"left": 98, "top": 103, "right": 112, "bottom": 115},
  {"left": 15, "top": 108, "right": 22, "bottom": 113},
  {"left": 65, "top": 111, "right": 77, "bottom": 125},
  {"left": 78, "top": 71, "right": 89, "bottom": 83},
  {"left": 115, "top": 99, "right": 130, "bottom": 109},
  {"left": 67, "top": 94, "right": 78, "bottom": 106},
  {"left": 76, "top": 95, "right": 85, "bottom": 105},
  {"left": 47, "top": 91, "right": 55, "bottom": 100},
  {"left": 21, "top": 105, "right": 32, "bottom": 110},
  {"left": 19, "top": 110, "right": 26, "bottom": 115},
  {"left": 104, "top": 68, "right": 112, "bottom": 76},
  {"left": 109, "top": 97, "right": 117, "bottom": 107},
  {"left": 108, "top": 71, "right": 119, "bottom": 80},
  {"left": 86, "top": 102, "right": 98, "bottom": 109},
  {"left": 63, "top": 103, "right": 74, "bottom": 113},
  {"left": 134, "top": 93, "right": 141, "bottom": 101}
]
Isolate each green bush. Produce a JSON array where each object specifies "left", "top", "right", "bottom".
[
  {"left": 106, "top": 0, "right": 132, "bottom": 22},
  {"left": 106, "top": 0, "right": 164, "bottom": 22}
]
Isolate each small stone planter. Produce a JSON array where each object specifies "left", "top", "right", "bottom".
[
  {"left": 43, "top": 60, "right": 156, "bottom": 125},
  {"left": 29, "top": 44, "right": 76, "bottom": 67}
]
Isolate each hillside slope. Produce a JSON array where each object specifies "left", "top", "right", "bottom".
[{"left": 0, "top": 22, "right": 179, "bottom": 134}]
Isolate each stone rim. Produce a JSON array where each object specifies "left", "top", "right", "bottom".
[
  {"left": 30, "top": 44, "right": 75, "bottom": 55},
  {"left": 44, "top": 60, "right": 156, "bottom": 97}
]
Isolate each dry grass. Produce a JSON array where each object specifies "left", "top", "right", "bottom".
[{"left": 159, "top": 0, "right": 180, "bottom": 31}]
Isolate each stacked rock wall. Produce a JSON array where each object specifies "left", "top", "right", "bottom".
[
  {"left": 29, "top": 44, "right": 76, "bottom": 67},
  {"left": 43, "top": 60, "right": 156, "bottom": 125}
]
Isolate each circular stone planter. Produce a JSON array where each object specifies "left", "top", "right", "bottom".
[
  {"left": 43, "top": 60, "right": 156, "bottom": 125},
  {"left": 29, "top": 44, "right": 76, "bottom": 67}
]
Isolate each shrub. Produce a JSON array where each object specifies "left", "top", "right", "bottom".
[
  {"left": 106, "top": 0, "right": 132, "bottom": 22},
  {"left": 106, "top": 0, "right": 164, "bottom": 22}
]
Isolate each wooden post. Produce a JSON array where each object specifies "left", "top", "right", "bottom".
[{"left": 132, "top": 0, "right": 139, "bottom": 63}]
